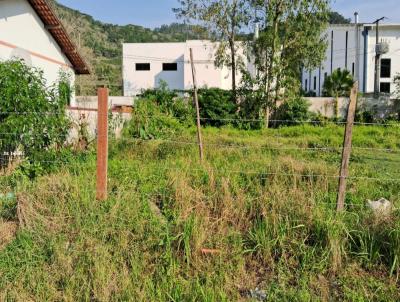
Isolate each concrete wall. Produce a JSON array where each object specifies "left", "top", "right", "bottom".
[
  {"left": 75, "top": 96, "right": 134, "bottom": 109},
  {"left": 69, "top": 96, "right": 133, "bottom": 140},
  {"left": 0, "top": 0, "right": 75, "bottom": 101},
  {"left": 305, "top": 97, "right": 349, "bottom": 118},
  {"left": 123, "top": 40, "right": 248, "bottom": 96},
  {"left": 305, "top": 95, "right": 400, "bottom": 119},
  {"left": 67, "top": 109, "right": 131, "bottom": 141},
  {"left": 302, "top": 23, "right": 400, "bottom": 96}
]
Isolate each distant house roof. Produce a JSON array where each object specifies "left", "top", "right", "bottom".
[{"left": 27, "top": 0, "right": 90, "bottom": 74}]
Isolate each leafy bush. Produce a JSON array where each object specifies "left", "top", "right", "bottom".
[
  {"left": 236, "top": 88, "right": 264, "bottom": 129},
  {"left": 141, "top": 81, "right": 194, "bottom": 126},
  {"left": 123, "top": 99, "right": 184, "bottom": 140},
  {"left": 0, "top": 60, "right": 70, "bottom": 168},
  {"left": 140, "top": 80, "right": 178, "bottom": 110},
  {"left": 274, "top": 97, "right": 311, "bottom": 126},
  {"left": 170, "top": 98, "right": 195, "bottom": 126},
  {"left": 197, "top": 88, "right": 237, "bottom": 127}
]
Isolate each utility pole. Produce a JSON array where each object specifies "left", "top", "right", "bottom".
[
  {"left": 373, "top": 17, "right": 385, "bottom": 98},
  {"left": 189, "top": 48, "right": 204, "bottom": 162},
  {"left": 354, "top": 12, "right": 360, "bottom": 83}
]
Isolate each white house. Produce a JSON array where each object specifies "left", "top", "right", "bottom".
[
  {"left": 0, "top": 0, "right": 89, "bottom": 104},
  {"left": 123, "top": 40, "right": 248, "bottom": 96},
  {"left": 302, "top": 16, "right": 400, "bottom": 96}
]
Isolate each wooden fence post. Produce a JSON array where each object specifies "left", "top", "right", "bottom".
[
  {"left": 96, "top": 87, "right": 108, "bottom": 200},
  {"left": 336, "top": 82, "right": 358, "bottom": 212},
  {"left": 189, "top": 48, "right": 204, "bottom": 162}
]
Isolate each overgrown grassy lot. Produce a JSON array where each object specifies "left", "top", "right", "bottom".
[{"left": 1, "top": 124, "right": 400, "bottom": 301}]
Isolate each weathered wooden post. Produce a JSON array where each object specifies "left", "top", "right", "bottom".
[
  {"left": 189, "top": 48, "right": 204, "bottom": 162},
  {"left": 96, "top": 87, "right": 108, "bottom": 200},
  {"left": 336, "top": 82, "right": 358, "bottom": 212}
]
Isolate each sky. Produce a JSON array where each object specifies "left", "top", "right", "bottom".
[{"left": 58, "top": 0, "right": 400, "bottom": 29}]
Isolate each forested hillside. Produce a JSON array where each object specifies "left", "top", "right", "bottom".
[{"left": 51, "top": 1, "right": 207, "bottom": 95}]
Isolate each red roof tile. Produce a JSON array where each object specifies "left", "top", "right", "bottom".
[{"left": 27, "top": 0, "right": 90, "bottom": 74}]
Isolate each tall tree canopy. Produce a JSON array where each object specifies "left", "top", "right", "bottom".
[
  {"left": 329, "top": 11, "right": 351, "bottom": 24},
  {"left": 174, "top": 0, "right": 250, "bottom": 98},
  {"left": 245, "top": 0, "right": 330, "bottom": 126}
]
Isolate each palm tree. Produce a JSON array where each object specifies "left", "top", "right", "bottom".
[{"left": 323, "top": 69, "right": 354, "bottom": 119}]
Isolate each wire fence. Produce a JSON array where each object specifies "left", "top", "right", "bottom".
[{"left": 0, "top": 97, "right": 399, "bottom": 212}]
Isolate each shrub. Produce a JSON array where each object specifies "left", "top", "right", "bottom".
[
  {"left": 140, "top": 80, "right": 178, "bottom": 110},
  {"left": 141, "top": 81, "right": 194, "bottom": 126},
  {"left": 236, "top": 89, "right": 264, "bottom": 129},
  {"left": 170, "top": 98, "right": 195, "bottom": 126},
  {"left": 274, "top": 97, "right": 311, "bottom": 126},
  {"left": 323, "top": 69, "right": 354, "bottom": 119},
  {"left": 197, "top": 88, "right": 237, "bottom": 127},
  {"left": 0, "top": 60, "right": 70, "bottom": 168},
  {"left": 123, "top": 99, "right": 184, "bottom": 140}
]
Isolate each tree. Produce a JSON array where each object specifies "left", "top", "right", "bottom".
[
  {"left": 174, "top": 0, "right": 250, "bottom": 99},
  {"left": 329, "top": 11, "right": 351, "bottom": 24},
  {"left": 246, "top": 0, "right": 330, "bottom": 127},
  {"left": 323, "top": 68, "right": 354, "bottom": 118},
  {"left": 394, "top": 73, "right": 400, "bottom": 99}
]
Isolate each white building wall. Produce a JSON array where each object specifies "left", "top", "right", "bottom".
[
  {"left": 0, "top": 0, "right": 75, "bottom": 98},
  {"left": 123, "top": 40, "right": 247, "bottom": 96},
  {"left": 302, "top": 23, "right": 400, "bottom": 97},
  {"left": 183, "top": 41, "right": 223, "bottom": 90},
  {"left": 365, "top": 26, "right": 400, "bottom": 94},
  {"left": 123, "top": 42, "right": 186, "bottom": 96}
]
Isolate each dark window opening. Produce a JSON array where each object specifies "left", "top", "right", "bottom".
[
  {"left": 163, "top": 63, "right": 178, "bottom": 71},
  {"left": 380, "top": 82, "right": 391, "bottom": 93},
  {"left": 313, "top": 76, "right": 317, "bottom": 90},
  {"left": 352, "top": 63, "right": 355, "bottom": 76},
  {"left": 136, "top": 63, "right": 150, "bottom": 71},
  {"left": 305, "top": 79, "right": 308, "bottom": 91},
  {"left": 380, "top": 58, "right": 391, "bottom": 78},
  {"left": 324, "top": 72, "right": 328, "bottom": 80}
]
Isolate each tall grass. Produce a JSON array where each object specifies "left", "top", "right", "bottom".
[{"left": 0, "top": 124, "right": 399, "bottom": 301}]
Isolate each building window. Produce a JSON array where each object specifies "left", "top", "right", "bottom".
[
  {"left": 305, "top": 79, "right": 308, "bottom": 91},
  {"left": 352, "top": 63, "right": 355, "bottom": 76},
  {"left": 380, "top": 82, "right": 391, "bottom": 93},
  {"left": 162, "top": 63, "right": 178, "bottom": 71},
  {"left": 324, "top": 72, "right": 328, "bottom": 80},
  {"left": 136, "top": 63, "right": 150, "bottom": 71},
  {"left": 313, "top": 76, "right": 317, "bottom": 90},
  {"left": 380, "top": 59, "right": 391, "bottom": 78}
]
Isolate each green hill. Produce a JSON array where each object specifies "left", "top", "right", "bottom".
[{"left": 52, "top": 1, "right": 207, "bottom": 95}]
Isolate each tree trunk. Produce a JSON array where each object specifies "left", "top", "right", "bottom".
[
  {"left": 336, "top": 93, "right": 339, "bottom": 119},
  {"left": 265, "top": 3, "right": 280, "bottom": 128},
  {"left": 230, "top": 39, "right": 237, "bottom": 101},
  {"left": 264, "top": 106, "right": 270, "bottom": 128},
  {"left": 274, "top": 37, "right": 286, "bottom": 107}
]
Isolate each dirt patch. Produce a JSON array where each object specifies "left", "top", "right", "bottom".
[{"left": 0, "top": 221, "right": 18, "bottom": 250}]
